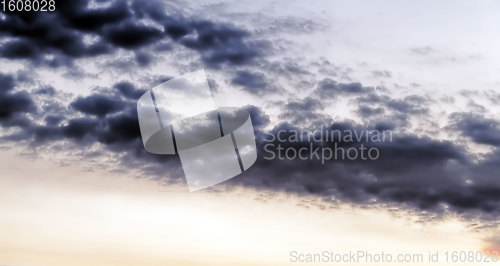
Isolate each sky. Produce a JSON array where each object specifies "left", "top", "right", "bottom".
[{"left": 1, "top": 0, "right": 500, "bottom": 265}]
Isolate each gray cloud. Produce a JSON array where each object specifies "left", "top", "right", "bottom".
[
  {"left": 1, "top": 0, "right": 500, "bottom": 225},
  {"left": 70, "top": 94, "right": 126, "bottom": 117},
  {"left": 315, "top": 79, "right": 370, "bottom": 98},
  {"left": 231, "top": 70, "right": 274, "bottom": 95},
  {"left": 450, "top": 113, "right": 500, "bottom": 146},
  {"left": 279, "top": 97, "right": 329, "bottom": 127},
  {"left": 0, "top": 73, "right": 36, "bottom": 121},
  {"left": 234, "top": 121, "right": 500, "bottom": 216},
  {"left": 3, "top": 69, "right": 500, "bottom": 220},
  {"left": 0, "top": 0, "right": 266, "bottom": 68}
]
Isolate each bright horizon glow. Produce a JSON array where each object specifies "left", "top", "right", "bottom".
[{"left": 0, "top": 151, "right": 491, "bottom": 266}]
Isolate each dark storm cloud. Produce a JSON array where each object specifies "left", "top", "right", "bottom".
[
  {"left": 114, "top": 81, "right": 146, "bottom": 100},
  {"left": 0, "top": 0, "right": 498, "bottom": 221},
  {"left": 0, "top": 91, "right": 35, "bottom": 120},
  {"left": 279, "top": 97, "right": 329, "bottom": 126},
  {"left": 230, "top": 119, "right": 500, "bottom": 215},
  {"left": 1, "top": 80, "right": 175, "bottom": 181},
  {"left": 44, "top": 115, "right": 65, "bottom": 126},
  {"left": 242, "top": 105, "right": 270, "bottom": 130},
  {"left": 30, "top": 108, "right": 140, "bottom": 146},
  {"left": 178, "top": 20, "right": 265, "bottom": 67},
  {"left": 230, "top": 79, "right": 500, "bottom": 216},
  {"left": 3, "top": 71, "right": 500, "bottom": 218},
  {"left": 0, "top": 72, "right": 139, "bottom": 146},
  {"left": 450, "top": 113, "right": 500, "bottom": 146},
  {"left": 62, "top": 118, "right": 99, "bottom": 140},
  {"left": 315, "top": 79, "right": 369, "bottom": 98},
  {"left": 0, "top": 76, "right": 184, "bottom": 181},
  {"left": 0, "top": 73, "right": 35, "bottom": 121},
  {"left": 0, "top": 73, "right": 16, "bottom": 93},
  {"left": 354, "top": 92, "right": 429, "bottom": 127},
  {"left": 70, "top": 94, "right": 126, "bottom": 117},
  {"left": 231, "top": 70, "right": 272, "bottom": 95},
  {"left": 373, "top": 121, "right": 396, "bottom": 131},
  {"left": 38, "top": 90, "right": 141, "bottom": 145},
  {"left": 356, "top": 91, "right": 428, "bottom": 114},
  {"left": 0, "top": 39, "right": 40, "bottom": 59},
  {"left": 101, "top": 21, "right": 164, "bottom": 49},
  {"left": 0, "top": 0, "right": 265, "bottom": 67},
  {"left": 58, "top": 0, "right": 131, "bottom": 32}
]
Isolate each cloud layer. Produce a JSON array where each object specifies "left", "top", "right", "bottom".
[{"left": 1, "top": 0, "right": 500, "bottom": 223}]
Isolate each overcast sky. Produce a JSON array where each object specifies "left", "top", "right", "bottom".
[{"left": 1, "top": 0, "right": 500, "bottom": 265}]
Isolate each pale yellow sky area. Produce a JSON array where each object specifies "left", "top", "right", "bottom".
[{"left": 0, "top": 151, "right": 495, "bottom": 266}]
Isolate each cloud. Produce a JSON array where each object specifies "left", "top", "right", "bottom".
[
  {"left": 0, "top": 0, "right": 266, "bottom": 68},
  {"left": 0, "top": 74, "right": 176, "bottom": 181},
  {"left": 386, "top": 95, "right": 428, "bottom": 114},
  {"left": 134, "top": 51, "right": 153, "bottom": 67},
  {"left": 3, "top": 69, "right": 500, "bottom": 219},
  {"left": 62, "top": 118, "right": 99, "bottom": 140},
  {"left": 1, "top": 0, "right": 500, "bottom": 224},
  {"left": 179, "top": 20, "right": 265, "bottom": 67},
  {"left": 279, "top": 97, "right": 329, "bottom": 126},
  {"left": 44, "top": 115, "right": 65, "bottom": 126},
  {"left": 114, "top": 81, "right": 146, "bottom": 100},
  {"left": 34, "top": 86, "right": 56, "bottom": 96},
  {"left": 102, "top": 21, "right": 164, "bottom": 49},
  {"left": 59, "top": 0, "right": 131, "bottom": 32},
  {"left": 231, "top": 70, "right": 273, "bottom": 95},
  {"left": 353, "top": 91, "right": 429, "bottom": 128},
  {"left": 70, "top": 94, "right": 126, "bottom": 117},
  {"left": 315, "top": 79, "right": 369, "bottom": 98},
  {"left": 241, "top": 105, "right": 270, "bottom": 130},
  {"left": 450, "top": 113, "right": 500, "bottom": 146},
  {"left": 233, "top": 120, "right": 498, "bottom": 215},
  {"left": 0, "top": 91, "right": 35, "bottom": 120},
  {"left": 357, "top": 105, "right": 385, "bottom": 117},
  {"left": 0, "top": 73, "right": 16, "bottom": 93},
  {"left": 0, "top": 39, "right": 40, "bottom": 59},
  {"left": 0, "top": 73, "right": 35, "bottom": 121}
]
